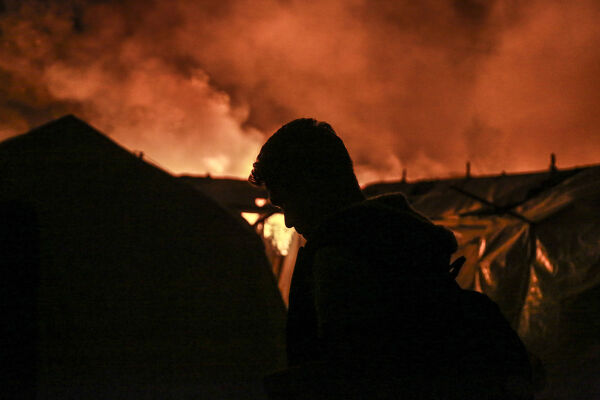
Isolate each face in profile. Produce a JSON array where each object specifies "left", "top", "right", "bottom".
[{"left": 267, "top": 184, "right": 319, "bottom": 238}]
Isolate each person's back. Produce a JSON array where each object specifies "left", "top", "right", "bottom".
[
  {"left": 286, "top": 193, "right": 458, "bottom": 364},
  {"left": 250, "top": 119, "right": 532, "bottom": 399}
]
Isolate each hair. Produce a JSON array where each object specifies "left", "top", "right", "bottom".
[{"left": 248, "top": 118, "right": 360, "bottom": 193}]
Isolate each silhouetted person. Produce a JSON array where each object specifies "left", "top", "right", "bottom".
[{"left": 249, "top": 119, "right": 532, "bottom": 399}]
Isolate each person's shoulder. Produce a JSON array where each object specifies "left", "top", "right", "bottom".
[
  {"left": 315, "top": 194, "right": 412, "bottom": 232},
  {"left": 312, "top": 245, "right": 362, "bottom": 277},
  {"left": 307, "top": 194, "right": 458, "bottom": 273},
  {"left": 312, "top": 194, "right": 444, "bottom": 250}
]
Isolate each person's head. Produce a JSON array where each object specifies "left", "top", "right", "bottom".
[{"left": 249, "top": 118, "right": 363, "bottom": 237}]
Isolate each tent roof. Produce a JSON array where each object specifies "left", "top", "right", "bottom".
[
  {"left": 0, "top": 115, "right": 286, "bottom": 398},
  {"left": 180, "top": 175, "right": 277, "bottom": 214},
  {"left": 363, "top": 165, "right": 598, "bottom": 222}
]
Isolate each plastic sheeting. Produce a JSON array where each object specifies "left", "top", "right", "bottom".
[{"left": 364, "top": 166, "right": 600, "bottom": 398}]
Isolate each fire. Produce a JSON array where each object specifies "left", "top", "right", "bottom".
[
  {"left": 1, "top": 1, "right": 599, "bottom": 182},
  {"left": 241, "top": 212, "right": 295, "bottom": 256},
  {"left": 241, "top": 212, "right": 260, "bottom": 226},
  {"left": 255, "top": 198, "right": 268, "bottom": 207},
  {"left": 262, "top": 214, "right": 295, "bottom": 257}
]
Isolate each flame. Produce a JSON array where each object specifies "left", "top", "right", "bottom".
[
  {"left": 241, "top": 212, "right": 260, "bottom": 226},
  {"left": 1, "top": 1, "right": 599, "bottom": 182},
  {"left": 263, "top": 213, "right": 295, "bottom": 256},
  {"left": 254, "top": 198, "right": 268, "bottom": 208},
  {"left": 241, "top": 212, "right": 294, "bottom": 256}
]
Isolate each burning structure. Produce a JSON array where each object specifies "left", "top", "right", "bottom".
[{"left": 0, "top": 115, "right": 286, "bottom": 399}]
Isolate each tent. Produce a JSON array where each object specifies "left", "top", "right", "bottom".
[
  {"left": 179, "top": 175, "right": 276, "bottom": 214},
  {"left": 0, "top": 115, "right": 286, "bottom": 399},
  {"left": 364, "top": 166, "right": 600, "bottom": 399}
]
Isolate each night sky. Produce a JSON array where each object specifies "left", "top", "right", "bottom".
[{"left": 1, "top": 0, "right": 599, "bottom": 183}]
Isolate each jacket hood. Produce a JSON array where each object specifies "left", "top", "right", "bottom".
[{"left": 308, "top": 193, "right": 458, "bottom": 275}]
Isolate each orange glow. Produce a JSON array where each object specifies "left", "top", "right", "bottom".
[
  {"left": 241, "top": 212, "right": 260, "bottom": 226},
  {"left": 535, "top": 239, "right": 555, "bottom": 275},
  {"left": 254, "top": 198, "right": 267, "bottom": 207},
  {"left": 263, "top": 214, "right": 295, "bottom": 256},
  {"left": 478, "top": 238, "right": 486, "bottom": 258},
  {"left": 0, "top": 1, "right": 599, "bottom": 182}
]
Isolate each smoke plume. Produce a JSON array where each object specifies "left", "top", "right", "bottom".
[{"left": 1, "top": 0, "right": 599, "bottom": 182}]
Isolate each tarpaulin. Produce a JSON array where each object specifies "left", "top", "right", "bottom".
[{"left": 367, "top": 166, "right": 600, "bottom": 399}]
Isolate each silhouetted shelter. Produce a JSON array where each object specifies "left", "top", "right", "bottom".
[
  {"left": 0, "top": 115, "right": 286, "bottom": 399},
  {"left": 180, "top": 176, "right": 277, "bottom": 214},
  {"left": 364, "top": 166, "right": 600, "bottom": 399}
]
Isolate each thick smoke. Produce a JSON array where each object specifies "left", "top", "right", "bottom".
[{"left": 1, "top": 0, "right": 599, "bottom": 182}]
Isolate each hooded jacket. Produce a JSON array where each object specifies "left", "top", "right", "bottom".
[
  {"left": 267, "top": 193, "right": 533, "bottom": 399},
  {"left": 286, "top": 193, "right": 461, "bottom": 368}
]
